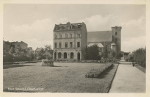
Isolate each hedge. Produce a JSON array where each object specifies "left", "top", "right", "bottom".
[{"left": 85, "top": 64, "right": 113, "bottom": 78}]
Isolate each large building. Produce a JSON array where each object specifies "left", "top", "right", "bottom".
[
  {"left": 53, "top": 22, "right": 121, "bottom": 61},
  {"left": 88, "top": 26, "right": 122, "bottom": 58},
  {"left": 53, "top": 22, "right": 87, "bottom": 61}
]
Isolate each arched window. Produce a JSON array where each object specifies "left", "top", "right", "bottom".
[
  {"left": 64, "top": 52, "right": 67, "bottom": 59},
  {"left": 58, "top": 52, "right": 61, "bottom": 59},
  {"left": 70, "top": 52, "right": 74, "bottom": 59}
]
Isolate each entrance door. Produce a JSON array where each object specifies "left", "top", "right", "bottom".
[
  {"left": 77, "top": 52, "right": 80, "bottom": 60},
  {"left": 54, "top": 52, "right": 56, "bottom": 60}
]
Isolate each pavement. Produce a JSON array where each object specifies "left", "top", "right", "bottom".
[{"left": 109, "top": 63, "right": 146, "bottom": 93}]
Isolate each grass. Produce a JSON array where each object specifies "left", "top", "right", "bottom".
[
  {"left": 135, "top": 64, "right": 146, "bottom": 73},
  {"left": 3, "top": 62, "right": 118, "bottom": 93}
]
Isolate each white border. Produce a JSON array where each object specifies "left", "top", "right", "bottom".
[{"left": 0, "top": 0, "right": 149, "bottom": 97}]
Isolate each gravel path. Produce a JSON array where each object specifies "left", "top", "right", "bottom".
[{"left": 109, "top": 64, "right": 146, "bottom": 93}]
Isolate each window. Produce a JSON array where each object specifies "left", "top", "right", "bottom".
[
  {"left": 58, "top": 52, "right": 61, "bottom": 58},
  {"left": 77, "top": 34, "right": 80, "bottom": 38},
  {"left": 65, "top": 42, "right": 68, "bottom": 48},
  {"left": 115, "top": 32, "right": 117, "bottom": 35},
  {"left": 55, "top": 43, "right": 57, "bottom": 48},
  {"left": 77, "top": 42, "right": 80, "bottom": 47},
  {"left": 55, "top": 34, "right": 57, "bottom": 39},
  {"left": 115, "top": 38, "right": 118, "bottom": 42},
  {"left": 64, "top": 52, "right": 67, "bottom": 59},
  {"left": 70, "top": 52, "right": 74, "bottom": 59},
  {"left": 70, "top": 42, "right": 73, "bottom": 48},
  {"left": 112, "top": 36, "right": 114, "bottom": 41},
  {"left": 59, "top": 34, "right": 62, "bottom": 38},
  {"left": 59, "top": 42, "right": 61, "bottom": 48},
  {"left": 65, "top": 33, "right": 68, "bottom": 38},
  {"left": 70, "top": 34, "right": 72, "bottom": 38}
]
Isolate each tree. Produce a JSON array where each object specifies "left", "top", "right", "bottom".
[
  {"left": 35, "top": 45, "right": 53, "bottom": 60},
  {"left": 44, "top": 45, "right": 53, "bottom": 60},
  {"left": 86, "top": 45, "right": 100, "bottom": 60},
  {"left": 132, "top": 48, "right": 146, "bottom": 67},
  {"left": 9, "top": 46, "right": 15, "bottom": 55},
  {"left": 103, "top": 45, "right": 108, "bottom": 58}
]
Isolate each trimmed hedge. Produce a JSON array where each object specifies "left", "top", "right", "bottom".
[
  {"left": 133, "top": 48, "right": 146, "bottom": 68},
  {"left": 85, "top": 64, "right": 113, "bottom": 78}
]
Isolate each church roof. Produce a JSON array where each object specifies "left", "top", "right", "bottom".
[{"left": 87, "top": 31, "right": 112, "bottom": 43}]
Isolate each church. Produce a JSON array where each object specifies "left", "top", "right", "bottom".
[{"left": 53, "top": 22, "right": 121, "bottom": 61}]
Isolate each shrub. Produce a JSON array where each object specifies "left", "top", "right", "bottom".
[
  {"left": 85, "top": 64, "right": 113, "bottom": 78},
  {"left": 133, "top": 48, "right": 146, "bottom": 67},
  {"left": 85, "top": 45, "right": 101, "bottom": 60}
]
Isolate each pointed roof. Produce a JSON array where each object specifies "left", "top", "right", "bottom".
[{"left": 87, "top": 31, "right": 112, "bottom": 43}]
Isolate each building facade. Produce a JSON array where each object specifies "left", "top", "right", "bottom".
[
  {"left": 53, "top": 22, "right": 87, "bottom": 61},
  {"left": 88, "top": 26, "right": 122, "bottom": 58}
]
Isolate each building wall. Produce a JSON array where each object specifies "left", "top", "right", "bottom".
[
  {"left": 111, "top": 26, "right": 122, "bottom": 56},
  {"left": 53, "top": 22, "right": 87, "bottom": 61},
  {"left": 80, "top": 22, "right": 87, "bottom": 60}
]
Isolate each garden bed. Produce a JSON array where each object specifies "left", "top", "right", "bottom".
[{"left": 85, "top": 64, "right": 113, "bottom": 78}]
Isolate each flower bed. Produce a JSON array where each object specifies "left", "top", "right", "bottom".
[{"left": 85, "top": 64, "right": 113, "bottom": 78}]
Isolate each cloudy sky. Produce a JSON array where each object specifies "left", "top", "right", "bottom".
[{"left": 4, "top": 4, "right": 146, "bottom": 52}]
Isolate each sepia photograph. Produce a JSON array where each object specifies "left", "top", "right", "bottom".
[{"left": 2, "top": 3, "right": 146, "bottom": 94}]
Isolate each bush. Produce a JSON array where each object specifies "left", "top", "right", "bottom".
[
  {"left": 3, "top": 53, "right": 13, "bottom": 62},
  {"left": 85, "top": 64, "right": 113, "bottom": 78},
  {"left": 85, "top": 45, "right": 101, "bottom": 60},
  {"left": 133, "top": 48, "right": 146, "bottom": 67},
  {"left": 3, "top": 53, "right": 33, "bottom": 62}
]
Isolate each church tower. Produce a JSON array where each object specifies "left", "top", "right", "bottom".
[{"left": 111, "top": 26, "right": 122, "bottom": 57}]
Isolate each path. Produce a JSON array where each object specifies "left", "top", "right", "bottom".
[{"left": 109, "top": 63, "right": 146, "bottom": 93}]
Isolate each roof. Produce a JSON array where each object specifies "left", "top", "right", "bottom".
[
  {"left": 111, "top": 43, "right": 116, "bottom": 46},
  {"left": 88, "top": 43, "right": 104, "bottom": 48},
  {"left": 87, "top": 31, "right": 112, "bottom": 43},
  {"left": 54, "top": 22, "right": 85, "bottom": 31}
]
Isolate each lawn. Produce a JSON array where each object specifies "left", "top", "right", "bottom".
[{"left": 3, "top": 62, "right": 118, "bottom": 93}]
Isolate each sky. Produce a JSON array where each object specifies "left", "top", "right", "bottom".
[{"left": 3, "top": 4, "right": 146, "bottom": 52}]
